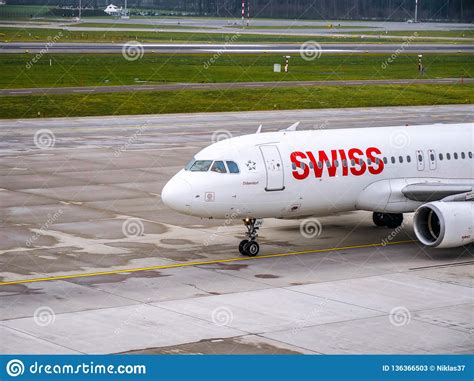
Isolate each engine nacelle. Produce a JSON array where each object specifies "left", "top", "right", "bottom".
[{"left": 413, "top": 201, "right": 473, "bottom": 248}]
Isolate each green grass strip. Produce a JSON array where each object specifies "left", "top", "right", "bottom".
[{"left": 0, "top": 84, "right": 471, "bottom": 119}]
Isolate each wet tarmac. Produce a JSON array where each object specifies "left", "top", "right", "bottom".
[{"left": 0, "top": 105, "right": 472, "bottom": 354}]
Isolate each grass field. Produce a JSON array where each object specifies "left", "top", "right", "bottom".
[
  {"left": 345, "top": 29, "right": 474, "bottom": 38},
  {"left": 226, "top": 25, "right": 379, "bottom": 30},
  {"left": 0, "top": 26, "right": 467, "bottom": 44},
  {"left": 76, "top": 22, "right": 217, "bottom": 29},
  {"left": 1, "top": 54, "right": 471, "bottom": 89},
  {"left": 0, "top": 84, "right": 471, "bottom": 119}
]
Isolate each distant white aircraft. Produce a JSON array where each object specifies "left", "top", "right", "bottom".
[
  {"left": 162, "top": 123, "right": 473, "bottom": 256},
  {"left": 104, "top": 4, "right": 122, "bottom": 16}
]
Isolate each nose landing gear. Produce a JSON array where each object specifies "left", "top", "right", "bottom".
[{"left": 239, "top": 218, "right": 262, "bottom": 256}]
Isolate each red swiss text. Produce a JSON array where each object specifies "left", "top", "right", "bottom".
[{"left": 290, "top": 147, "right": 384, "bottom": 180}]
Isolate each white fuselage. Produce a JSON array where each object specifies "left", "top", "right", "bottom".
[{"left": 162, "top": 123, "right": 473, "bottom": 220}]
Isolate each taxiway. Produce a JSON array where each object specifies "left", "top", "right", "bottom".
[{"left": 0, "top": 105, "right": 472, "bottom": 354}]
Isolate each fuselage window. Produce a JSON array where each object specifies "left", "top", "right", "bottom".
[
  {"left": 292, "top": 163, "right": 296, "bottom": 170},
  {"left": 430, "top": 153, "right": 435, "bottom": 161},
  {"left": 439, "top": 153, "right": 443, "bottom": 160},
  {"left": 469, "top": 152, "right": 473, "bottom": 159},
  {"left": 325, "top": 160, "right": 331, "bottom": 168},
  {"left": 417, "top": 154, "right": 422, "bottom": 162},
  {"left": 226, "top": 161, "right": 240, "bottom": 173},
  {"left": 454, "top": 152, "right": 458, "bottom": 160},
  {"left": 383, "top": 157, "right": 388, "bottom": 164},
  {"left": 350, "top": 159, "right": 355, "bottom": 166},
  {"left": 399, "top": 156, "right": 403, "bottom": 163},
  {"left": 367, "top": 158, "right": 372, "bottom": 165},
  {"left": 447, "top": 153, "right": 451, "bottom": 160},
  {"left": 309, "top": 162, "right": 314, "bottom": 169},
  {"left": 461, "top": 152, "right": 466, "bottom": 159},
  {"left": 391, "top": 156, "right": 395, "bottom": 164},
  {"left": 211, "top": 161, "right": 227, "bottom": 173},
  {"left": 407, "top": 155, "right": 411, "bottom": 163},
  {"left": 318, "top": 161, "right": 323, "bottom": 169},
  {"left": 334, "top": 160, "right": 339, "bottom": 167},
  {"left": 189, "top": 160, "right": 213, "bottom": 172},
  {"left": 342, "top": 159, "right": 347, "bottom": 167}
]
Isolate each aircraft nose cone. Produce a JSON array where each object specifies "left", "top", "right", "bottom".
[{"left": 161, "top": 176, "right": 193, "bottom": 214}]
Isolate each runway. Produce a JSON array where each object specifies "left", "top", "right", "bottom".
[
  {"left": 2, "top": 78, "right": 472, "bottom": 97},
  {"left": 2, "top": 42, "right": 473, "bottom": 54},
  {"left": 1, "top": 19, "right": 473, "bottom": 41},
  {"left": 0, "top": 105, "right": 473, "bottom": 354}
]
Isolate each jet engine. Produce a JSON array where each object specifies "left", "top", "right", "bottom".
[{"left": 413, "top": 201, "right": 473, "bottom": 248}]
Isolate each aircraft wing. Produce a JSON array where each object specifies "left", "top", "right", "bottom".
[
  {"left": 357, "top": 179, "right": 474, "bottom": 213},
  {"left": 402, "top": 182, "right": 474, "bottom": 202}
]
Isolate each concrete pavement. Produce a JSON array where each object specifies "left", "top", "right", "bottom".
[{"left": 0, "top": 105, "right": 472, "bottom": 354}]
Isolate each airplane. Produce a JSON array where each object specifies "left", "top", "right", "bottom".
[{"left": 161, "top": 122, "right": 473, "bottom": 257}]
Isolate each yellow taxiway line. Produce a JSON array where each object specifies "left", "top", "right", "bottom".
[{"left": 0, "top": 240, "right": 415, "bottom": 286}]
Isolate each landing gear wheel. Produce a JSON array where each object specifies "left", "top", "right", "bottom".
[
  {"left": 244, "top": 241, "right": 259, "bottom": 257},
  {"left": 239, "top": 240, "right": 249, "bottom": 255},
  {"left": 239, "top": 218, "right": 262, "bottom": 256},
  {"left": 383, "top": 213, "right": 404, "bottom": 229},
  {"left": 373, "top": 212, "right": 386, "bottom": 227}
]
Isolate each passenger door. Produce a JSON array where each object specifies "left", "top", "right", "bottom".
[
  {"left": 260, "top": 145, "right": 285, "bottom": 191},
  {"left": 416, "top": 150, "right": 425, "bottom": 171},
  {"left": 428, "top": 149, "right": 437, "bottom": 170}
]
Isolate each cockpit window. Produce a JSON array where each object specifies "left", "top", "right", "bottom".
[
  {"left": 185, "top": 159, "right": 239, "bottom": 174},
  {"left": 189, "top": 160, "right": 213, "bottom": 172},
  {"left": 211, "top": 161, "right": 227, "bottom": 173},
  {"left": 185, "top": 158, "right": 196, "bottom": 171},
  {"left": 226, "top": 161, "right": 240, "bottom": 174}
]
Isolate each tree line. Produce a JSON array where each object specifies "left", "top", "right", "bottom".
[{"left": 8, "top": 0, "right": 473, "bottom": 21}]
